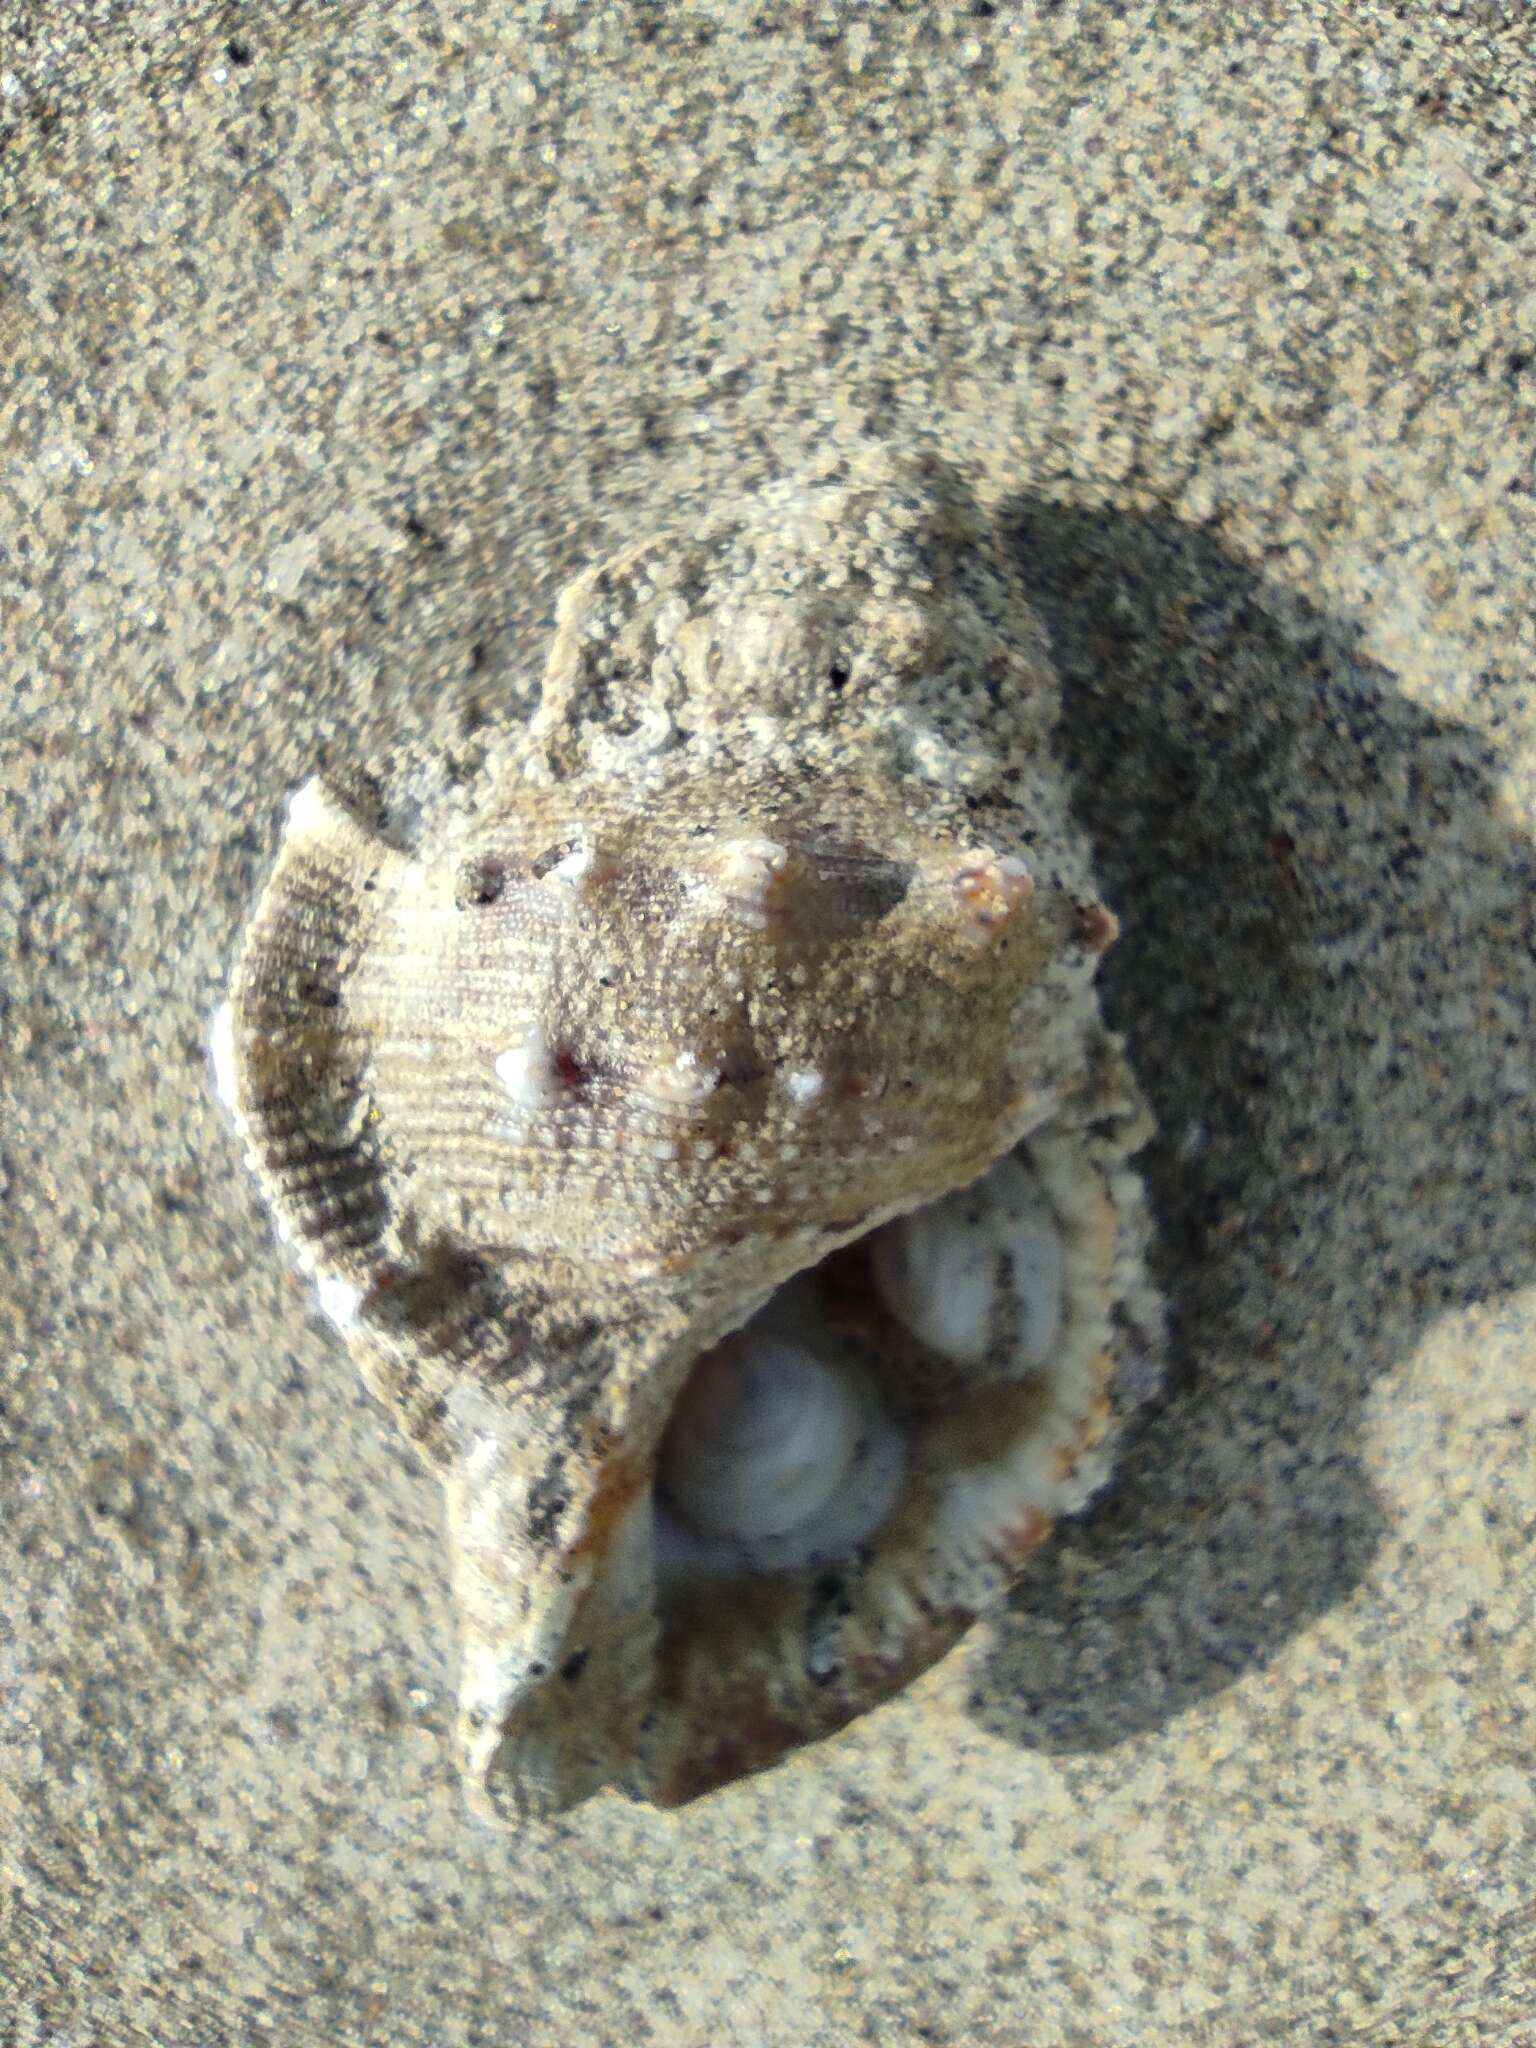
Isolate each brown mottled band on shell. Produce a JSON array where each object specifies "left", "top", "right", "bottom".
[{"left": 214, "top": 445, "right": 1163, "bottom": 1816}]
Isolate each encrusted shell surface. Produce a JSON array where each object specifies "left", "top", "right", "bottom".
[{"left": 215, "top": 445, "right": 1163, "bottom": 1816}]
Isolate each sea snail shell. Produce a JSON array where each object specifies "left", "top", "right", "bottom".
[
  {"left": 870, "top": 1151, "right": 1065, "bottom": 1370},
  {"left": 656, "top": 1333, "right": 904, "bottom": 1573},
  {"left": 214, "top": 443, "right": 1163, "bottom": 1816}
]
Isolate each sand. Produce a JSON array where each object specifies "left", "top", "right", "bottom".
[{"left": 3, "top": 2, "right": 1534, "bottom": 2042}]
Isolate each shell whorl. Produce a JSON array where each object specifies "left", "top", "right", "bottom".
[
  {"left": 661, "top": 1338, "right": 868, "bottom": 1544},
  {"left": 656, "top": 1334, "right": 904, "bottom": 1575}
]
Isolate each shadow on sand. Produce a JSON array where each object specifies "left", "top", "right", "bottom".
[{"left": 966, "top": 493, "right": 1534, "bottom": 1755}]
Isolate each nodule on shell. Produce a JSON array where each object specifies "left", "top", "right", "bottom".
[{"left": 215, "top": 443, "right": 1163, "bottom": 1816}]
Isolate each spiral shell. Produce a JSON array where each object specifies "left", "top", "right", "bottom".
[{"left": 214, "top": 445, "right": 1162, "bottom": 1815}]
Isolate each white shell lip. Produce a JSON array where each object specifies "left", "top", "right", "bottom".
[
  {"left": 208, "top": 999, "right": 239, "bottom": 1115},
  {"left": 314, "top": 1274, "right": 363, "bottom": 1332}
]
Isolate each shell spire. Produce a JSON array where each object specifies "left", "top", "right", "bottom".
[{"left": 216, "top": 445, "right": 1162, "bottom": 1815}]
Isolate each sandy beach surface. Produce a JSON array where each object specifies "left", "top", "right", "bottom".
[{"left": 3, "top": 3, "right": 1535, "bottom": 2042}]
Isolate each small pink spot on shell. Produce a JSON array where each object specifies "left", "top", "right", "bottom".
[
  {"left": 553, "top": 1045, "right": 591, "bottom": 1091},
  {"left": 997, "top": 1507, "right": 1052, "bottom": 1565},
  {"left": 1076, "top": 903, "right": 1120, "bottom": 955}
]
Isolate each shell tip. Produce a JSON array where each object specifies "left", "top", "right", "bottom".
[
  {"left": 713, "top": 836, "right": 795, "bottom": 929},
  {"left": 1078, "top": 903, "right": 1120, "bottom": 955}
]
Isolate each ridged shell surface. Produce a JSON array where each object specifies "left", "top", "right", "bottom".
[{"left": 216, "top": 445, "right": 1163, "bottom": 1815}]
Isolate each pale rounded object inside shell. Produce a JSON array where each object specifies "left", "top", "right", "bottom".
[
  {"left": 213, "top": 443, "right": 1164, "bottom": 1817},
  {"left": 870, "top": 1151, "right": 1065, "bottom": 1369},
  {"left": 656, "top": 1330, "right": 905, "bottom": 1575}
]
